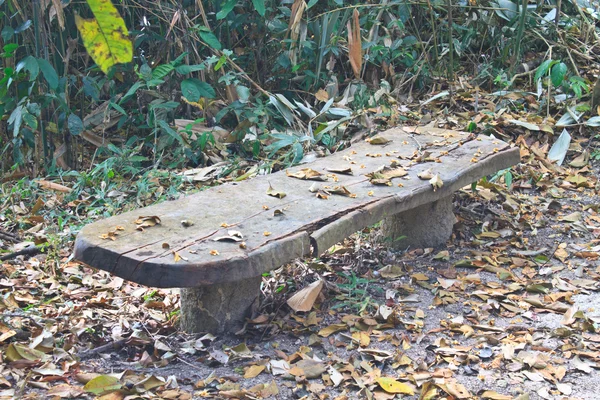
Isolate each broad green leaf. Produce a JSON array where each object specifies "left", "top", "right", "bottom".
[
  {"left": 83, "top": 375, "right": 122, "bottom": 395},
  {"left": 236, "top": 85, "right": 251, "bottom": 103},
  {"left": 120, "top": 81, "right": 143, "bottom": 104},
  {"left": 75, "top": 0, "right": 133, "bottom": 73},
  {"left": 534, "top": 59, "right": 554, "bottom": 82},
  {"left": 216, "top": 0, "right": 236, "bottom": 20},
  {"left": 152, "top": 64, "right": 174, "bottom": 80},
  {"left": 551, "top": 62, "right": 567, "bottom": 87},
  {"left": 175, "top": 64, "right": 205, "bottom": 75},
  {"left": 37, "top": 58, "right": 58, "bottom": 90},
  {"left": 16, "top": 55, "right": 39, "bottom": 80},
  {"left": 252, "top": 0, "right": 266, "bottom": 16},
  {"left": 68, "top": 114, "right": 84, "bottom": 136},
  {"left": 1, "top": 25, "right": 14, "bottom": 41},
  {"left": 199, "top": 30, "right": 222, "bottom": 50},
  {"left": 181, "top": 78, "right": 215, "bottom": 102},
  {"left": 158, "top": 120, "right": 183, "bottom": 144}
]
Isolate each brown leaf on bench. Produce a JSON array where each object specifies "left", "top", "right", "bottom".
[
  {"left": 326, "top": 167, "right": 353, "bottom": 175},
  {"left": 366, "top": 166, "right": 408, "bottom": 186},
  {"left": 267, "top": 183, "right": 286, "bottom": 199},
  {"left": 366, "top": 135, "right": 392, "bottom": 145},
  {"left": 315, "top": 191, "right": 329, "bottom": 199},
  {"left": 286, "top": 168, "right": 327, "bottom": 181},
  {"left": 326, "top": 186, "right": 356, "bottom": 198},
  {"left": 417, "top": 168, "right": 434, "bottom": 180},
  {"left": 135, "top": 216, "right": 161, "bottom": 231}
]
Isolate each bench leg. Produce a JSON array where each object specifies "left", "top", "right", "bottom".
[
  {"left": 179, "top": 277, "right": 261, "bottom": 334},
  {"left": 381, "top": 195, "right": 455, "bottom": 250}
]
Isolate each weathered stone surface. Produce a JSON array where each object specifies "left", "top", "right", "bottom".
[
  {"left": 179, "top": 277, "right": 261, "bottom": 334},
  {"left": 381, "top": 195, "right": 455, "bottom": 249},
  {"left": 74, "top": 127, "right": 519, "bottom": 288}
]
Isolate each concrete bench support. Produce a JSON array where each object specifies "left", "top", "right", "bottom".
[
  {"left": 382, "top": 195, "right": 455, "bottom": 250},
  {"left": 180, "top": 277, "right": 261, "bottom": 334}
]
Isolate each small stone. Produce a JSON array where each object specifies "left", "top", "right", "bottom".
[{"left": 497, "top": 379, "right": 507, "bottom": 388}]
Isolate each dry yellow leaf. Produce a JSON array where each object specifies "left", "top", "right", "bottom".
[
  {"left": 244, "top": 365, "right": 265, "bottom": 379},
  {"left": 376, "top": 377, "right": 414, "bottom": 395}
]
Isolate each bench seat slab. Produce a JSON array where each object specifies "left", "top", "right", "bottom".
[{"left": 74, "top": 126, "right": 520, "bottom": 333}]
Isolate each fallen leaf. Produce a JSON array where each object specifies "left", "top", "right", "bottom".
[
  {"left": 418, "top": 168, "right": 434, "bottom": 180},
  {"left": 429, "top": 174, "right": 443, "bottom": 191},
  {"left": 267, "top": 183, "right": 286, "bottom": 199},
  {"left": 326, "top": 167, "right": 353, "bottom": 175},
  {"left": 287, "top": 168, "right": 327, "bottom": 181},
  {"left": 367, "top": 135, "right": 392, "bottom": 145},
  {"left": 376, "top": 377, "right": 414, "bottom": 395},
  {"left": 287, "top": 280, "right": 324, "bottom": 312},
  {"left": 135, "top": 215, "right": 161, "bottom": 230},
  {"left": 83, "top": 375, "right": 122, "bottom": 395},
  {"left": 318, "top": 324, "right": 347, "bottom": 337},
  {"left": 244, "top": 365, "right": 265, "bottom": 379}
]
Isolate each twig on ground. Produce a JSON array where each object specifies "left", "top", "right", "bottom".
[
  {"left": 77, "top": 339, "right": 128, "bottom": 360},
  {"left": 0, "top": 245, "right": 44, "bottom": 261}
]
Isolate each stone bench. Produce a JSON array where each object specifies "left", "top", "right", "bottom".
[{"left": 74, "top": 127, "right": 519, "bottom": 334}]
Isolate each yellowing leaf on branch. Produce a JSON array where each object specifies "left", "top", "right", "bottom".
[{"left": 75, "top": 0, "right": 133, "bottom": 74}]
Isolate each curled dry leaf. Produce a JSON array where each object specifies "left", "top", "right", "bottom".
[
  {"left": 287, "top": 280, "right": 324, "bottom": 312},
  {"left": 209, "top": 250, "right": 219, "bottom": 256},
  {"left": 214, "top": 230, "right": 244, "bottom": 242},
  {"left": 98, "top": 226, "right": 124, "bottom": 240},
  {"left": 326, "top": 166, "right": 353, "bottom": 175},
  {"left": 366, "top": 135, "right": 392, "bottom": 145},
  {"left": 135, "top": 215, "right": 161, "bottom": 231},
  {"left": 316, "top": 191, "right": 329, "bottom": 199},
  {"left": 267, "top": 183, "right": 286, "bottom": 199},
  {"left": 418, "top": 168, "right": 434, "bottom": 180},
  {"left": 367, "top": 166, "right": 408, "bottom": 185},
  {"left": 429, "top": 174, "right": 443, "bottom": 191},
  {"left": 327, "top": 186, "right": 355, "bottom": 197},
  {"left": 287, "top": 168, "right": 327, "bottom": 181}
]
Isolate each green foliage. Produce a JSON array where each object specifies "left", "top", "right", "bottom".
[{"left": 0, "top": 0, "right": 596, "bottom": 176}]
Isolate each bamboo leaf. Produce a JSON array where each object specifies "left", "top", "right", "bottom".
[
  {"left": 252, "top": 0, "right": 266, "bottom": 16},
  {"left": 75, "top": 0, "right": 133, "bottom": 74}
]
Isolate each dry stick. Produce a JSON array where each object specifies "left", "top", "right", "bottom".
[
  {"left": 0, "top": 230, "right": 20, "bottom": 243},
  {"left": 446, "top": 0, "right": 455, "bottom": 104},
  {"left": 0, "top": 245, "right": 43, "bottom": 261},
  {"left": 547, "top": 47, "right": 553, "bottom": 118},
  {"left": 554, "top": 0, "right": 561, "bottom": 30},
  {"left": 77, "top": 339, "right": 128, "bottom": 360}
]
